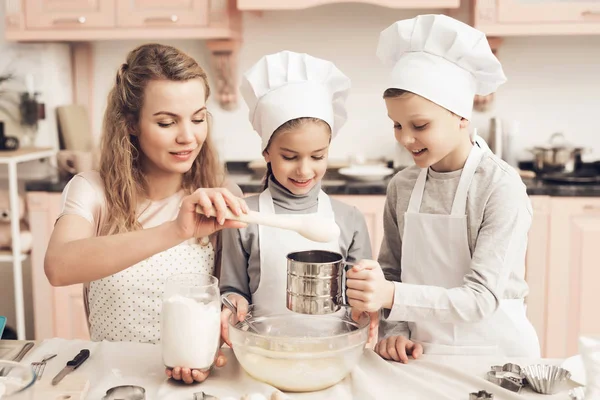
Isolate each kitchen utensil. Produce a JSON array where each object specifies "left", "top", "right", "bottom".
[
  {"left": 486, "top": 363, "right": 525, "bottom": 393},
  {"left": 196, "top": 206, "right": 340, "bottom": 243},
  {"left": 221, "top": 295, "right": 259, "bottom": 333},
  {"left": 0, "top": 342, "right": 34, "bottom": 377},
  {"left": 522, "top": 364, "right": 571, "bottom": 394},
  {"left": 51, "top": 349, "right": 90, "bottom": 386},
  {"left": 580, "top": 335, "right": 600, "bottom": 398},
  {"left": 228, "top": 309, "right": 369, "bottom": 392},
  {"left": 469, "top": 390, "right": 493, "bottom": 399},
  {"left": 529, "top": 133, "right": 589, "bottom": 174},
  {"left": 562, "top": 355, "right": 586, "bottom": 385},
  {"left": 102, "top": 385, "right": 146, "bottom": 400},
  {"left": 569, "top": 386, "right": 586, "bottom": 400},
  {"left": 0, "top": 122, "right": 19, "bottom": 151},
  {"left": 338, "top": 165, "right": 394, "bottom": 182},
  {"left": 56, "top": 104, "right": 93, "bottom": 152},
  {"left": 31, "top": 353, "right": 57, "bottom": 381},
  {"left": 194, "top": 392, "right": 218, "bottom": 400},
  {"left": 286, "top": 250, "right": 355, "bottom": 315},
  {"left": 56, "top": 150, "right": 96, "bottom": 176},
  {"left": 487, "top": 117, "right": 503, "bottom": 159},
  {"left": 162, "top": 273, "right": 221, "bottom": 371},
  {"left": 0, "top": 360, "right": 36, "bottom": 396}
]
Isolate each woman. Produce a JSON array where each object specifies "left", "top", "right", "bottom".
[{"left": 45, "top": 43, "right": 247, "bottom": 383}]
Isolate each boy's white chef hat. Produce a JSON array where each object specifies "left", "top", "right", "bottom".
[
  {"left": 241, "top": 51, "right": 351, "bottom": 151},
  {"left": 376, "top": 14, "right": 506, "bottom": 120}
]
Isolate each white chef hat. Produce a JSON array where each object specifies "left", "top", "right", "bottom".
[
  {"left": 241, "top": 51, "right": 351, "bottom": 151},
  {"left": 376, "top": 14, "right": 506, "bottom": 120}
]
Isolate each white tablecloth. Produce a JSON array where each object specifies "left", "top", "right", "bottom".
[{"left": 10, "top": 338, "right": 581, "bottom": 400}]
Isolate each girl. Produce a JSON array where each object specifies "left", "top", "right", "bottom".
[
  {"left": 44, "top": 43, "right": 248, "bottom": 383},
  {"left": 345, "top": 14, "right": 541, "bottom": 361},
  {"left": 218, "top": 51, "right": 374, "bottom": 341}
]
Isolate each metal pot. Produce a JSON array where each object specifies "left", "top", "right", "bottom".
[{"left": 529, "top": 133, "right": 589, "bottom": 174}]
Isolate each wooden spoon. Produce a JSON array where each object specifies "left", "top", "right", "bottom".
[{"left": 196, "top": 205, "right": 340, "bottom": 243}]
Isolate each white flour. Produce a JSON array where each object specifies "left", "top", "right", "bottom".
[{"left": 161, "top": 294, "right": 221, "bottom": 369}]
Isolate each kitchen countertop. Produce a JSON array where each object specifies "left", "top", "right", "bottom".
[
  {"left": 4, "top": 338, "right": 580, "bottom": 400},
  {"left": 25, "top": 175, "right": 600, "bottom": 197},
  {"left": 24, "top": 162, "right": 600, "bottom": 196}
]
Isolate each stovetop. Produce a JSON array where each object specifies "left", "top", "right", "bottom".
[{"left": 519, "top": 161, "right": 600, "bottom": 184}]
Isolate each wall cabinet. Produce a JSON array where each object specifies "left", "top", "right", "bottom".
[
  {"left": 473, "top": 0, "right": 600, "bottom": 36},
  {"left": 116, "top": 0, "right": 209, "bottom": 29},
  {"left": 27, "top": 191, "right": 89, "bottom": 340},
  {"left": 525, "top": 196, "right": 600, "bottom": 358},
  {"left": 5, "top": 0, "right": 240, "bottom": 41},
  {"left": 24, "top": 0, "right": 115, "bottom": 29},
  {"left": 237, "top": 0, "right": 460, "bottom": 11}
]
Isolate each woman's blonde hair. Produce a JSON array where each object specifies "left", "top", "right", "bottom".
[{"left": 99, "top": 43, "right": 223, "bottom": 235}]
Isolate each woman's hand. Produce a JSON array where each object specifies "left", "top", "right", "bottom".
[
  {"left": 173, "top": 188, "right": 249, "bottom": 240},
  {"left": 164, "top": 349, "right": 227, "bottom": 384}
]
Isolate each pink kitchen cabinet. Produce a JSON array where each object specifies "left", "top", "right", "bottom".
[
  {"left": 545, "top": 197, "right": 600, "bottom": 358},
  {"left": 6, "top": 0, "right": 240, "bottom": 41},
  {"left": 116, "top": 0, "right": 209, "bottom": 28},
  {"left": 26, "top": 191, "right": 89, "bottom": 340},
  {"left": 524, "top": 196, "right": 552, "bottom": 357},
  {"left": 237, "top": 0, "right": 460, "bottom": 10},
  {"left": 24, "top": 0, "right": 116, "bottom": 29},
  {"left": 473, "top": 0, "right": 600, "bottom": 35}
]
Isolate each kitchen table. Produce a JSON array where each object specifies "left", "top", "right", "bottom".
[{"left": 3, "top": 338, "right": 581, "bottom": 400}]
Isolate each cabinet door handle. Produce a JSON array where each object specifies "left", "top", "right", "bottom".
[
  {"left": 582, "top": 10, "right": 600, "bottom": 17},
  {"left": 583, "top": 204, "right": 600, "bottom": 212},
  {"left": 144, "top": 15, "right": 179, "bottom": 23},
  {"left": 52, "top": 16, "right": 86, "bottom": 25}
]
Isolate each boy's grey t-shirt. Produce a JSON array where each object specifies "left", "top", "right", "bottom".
[{"left": 220, "top": 176, "right": 373, "bottom": 302}]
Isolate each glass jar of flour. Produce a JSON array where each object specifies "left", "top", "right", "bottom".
[{"left": 161, "top": 273, "right": 221, "bottom": 370}]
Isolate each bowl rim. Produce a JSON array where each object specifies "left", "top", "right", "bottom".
[
  {"left": 227, "top": 309, "right": 370, "bottom": 341},
  {"left": 0, "top": 360, "right": 36, "bottom": 394}
]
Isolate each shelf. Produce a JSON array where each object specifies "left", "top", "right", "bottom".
[
  {"left": 0, "top": 250, "right": 28, "bottom": 263},
  {"left": 0, "top": 148, "right": 55, "bottom": 165}
]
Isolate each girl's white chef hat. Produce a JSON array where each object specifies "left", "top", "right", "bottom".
[
  {"left": 241, "top": 51, "right": 351, "bottom": 151},
  {"left": 376, "top": 14, "right": 506, "bottom": 119}
]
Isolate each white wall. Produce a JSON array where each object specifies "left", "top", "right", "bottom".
[{"left": 90, "top": 4, "right": 600, "bottom": 164}]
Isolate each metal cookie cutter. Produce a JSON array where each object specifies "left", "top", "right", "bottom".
[
  {"left": 194, "top": 393, "right": 219, "bottom": 400},
  {"left": 486, "top": 363, "right": 525, "bottom": 393},
  {"left": 469, "top": 390, "right": 494, "bottom": 400}
]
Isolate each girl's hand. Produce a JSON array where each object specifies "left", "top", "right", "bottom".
[
  {"left": 351, "top": 309, "right": 379, "bottom": 349},
  {"left": 164, "top": 349, "right": 227, "bottom": 383},
  {"left": 220, "top": 293, "right": 250, "bottom": 347},
  {"left": 173, "top": 188, "right": 249, "bottom": 240}
]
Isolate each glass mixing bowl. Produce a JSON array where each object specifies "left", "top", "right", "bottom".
[
  {"left": 0, "top": 360, "right": 36, "bottom": 397},
  {"left": 228, "top": 309, "right": 369, "bottom": 392}
]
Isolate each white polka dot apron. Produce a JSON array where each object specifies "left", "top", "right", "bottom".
[{"left": 87, "top": 239, "right": 214, "bottom": 344}]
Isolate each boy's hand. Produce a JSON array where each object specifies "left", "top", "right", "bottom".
[
  {"left": 374, "top": 335, "right": 423, "bottom": 364},
  {"left": 346, "top": 259, "right": 395, "bottom": 312}
]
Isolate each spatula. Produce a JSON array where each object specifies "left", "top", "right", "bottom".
[{"left": 196, "top": 205, "right": 340, "bottom": 243}]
